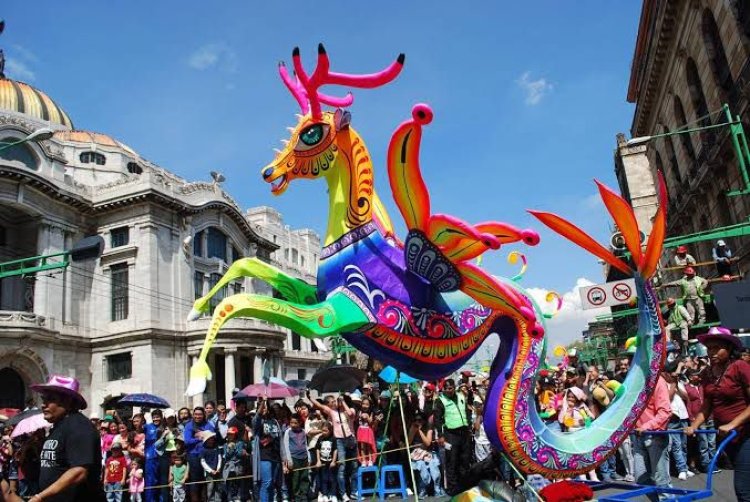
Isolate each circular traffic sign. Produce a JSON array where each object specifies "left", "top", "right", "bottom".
[
  {"left": 612, "top": 282, "right": 632, "bottom": 302},
  {"left": 587, "top": 287, "right": 606, "bottom": 306}
]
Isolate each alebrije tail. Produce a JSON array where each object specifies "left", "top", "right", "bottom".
[{"left": 596, "top": 180, "right": 645, "bottom": 269}]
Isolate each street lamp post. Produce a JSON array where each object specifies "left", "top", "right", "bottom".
[
  {"left": 0, "top": 127, "right": 55, "bottom": 153},
  {"left": 626, "top": 104, "right": 750, "bottom": 197}
]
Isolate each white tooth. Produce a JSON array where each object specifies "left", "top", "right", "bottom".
[
  {"left": 273, "top": 148, "right": 282, "bottom": 154},
  {"left": 295, "top": 114, "right": 303, "bottom": 120},
  {"left": 281, "top": 140, "right": 289, "bottom": 145},
  {"left": 287, "top": 127, "right": 295, "bottom": 133}
]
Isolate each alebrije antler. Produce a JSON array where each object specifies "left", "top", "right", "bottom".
[{"left": 281, "top": 44, "right": 405, "bottom": 119}]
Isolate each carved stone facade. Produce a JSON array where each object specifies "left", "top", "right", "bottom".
[
  {"left": 621, "top": 0, "right": 750, "bottom": 278},
  {"left": 0, "top": 77, "right": 327, "bottom": 412}
]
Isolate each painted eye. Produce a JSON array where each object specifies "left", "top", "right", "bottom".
[{"left": 295, "top": 123, "right": 330, "bottom": 152}]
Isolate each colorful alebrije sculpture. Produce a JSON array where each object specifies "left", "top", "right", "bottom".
[{"left": 186, "top": 44, "right": 667, "bottom": 478}]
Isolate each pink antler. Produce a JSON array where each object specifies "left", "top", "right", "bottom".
[{"left": 281, "top": 43, "right": 405, "bottom": 119}]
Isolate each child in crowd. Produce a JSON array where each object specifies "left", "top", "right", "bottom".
[
  {"left": 169, "top": 454, "right": 188, "bottom": 502},
  {"left": 200, "top": 432, "right": 223, "bottom": 502},
  {"left": 223, "top": 427, "right": 245, "bottom": 502},
  {"left": 315, "top": 422, "right": 337, "bottom": 502},
  {"left": 282, "top": 413, "right": 310, "bottom": 502},
  {"left": 103, "top": 443, "right": 127, "bottom": 502},
  {"left": 356, "top": 402, "right": 376, "bottom": 467},
  {"left": 128, "top": 460, "right": 145, "bottom": 502},
  {"left": 559, "top": 387, "right": 594, "bottom": 432}
]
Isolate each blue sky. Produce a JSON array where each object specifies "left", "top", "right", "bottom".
[{"left": 4, "top": 2, "right": 642, "bottom": 345}]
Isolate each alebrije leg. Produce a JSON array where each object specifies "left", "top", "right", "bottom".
[
  {"left": 185, "top": 292, "right": 371, "bottom": 396},
  {"left": 189, "top": 257, "right": 318, "bottom": 320}
]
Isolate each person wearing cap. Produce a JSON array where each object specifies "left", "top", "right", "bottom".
[
  {"left": 420, "top": 383, "right": 437, "bottom": 418},
  {"left": 712, "top": 240, "right": 733, "bottom": 277},
  {"left": 434, "top": 378, "right": 471, "bottom": 495},
  {"left": 198, "top": 432, "right": 222, "bottom": 502},
  {"left": 664, "top": 297, "right": 693, "bottom": 354},
  {"left": 686, "top": 327, "right": 750, "bottom": 500},
  {"left": 675, "top": 267, "right": 708, "bottom": 325},
  {"left": 28, "top": 375, "right": 105, "bottom": 502},
  {"left": 674, "top": 246, "right": 696, "bottom": 268},
  {"left": 223, "top": 426, "right": 245, "bottom": 502}
]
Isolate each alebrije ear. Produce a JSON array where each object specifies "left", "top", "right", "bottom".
[{"left": 334, "top": 109, "right": 351, "bottom": 130}]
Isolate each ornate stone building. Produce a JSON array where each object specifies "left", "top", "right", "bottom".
[
  {"left": 0, "top": 73, "right": 326, "bottom": 412},
  {"left": 619, "top": 0, "right": 750, "bottom": 278}
]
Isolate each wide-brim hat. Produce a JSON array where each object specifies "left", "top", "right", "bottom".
[
  {"left": 697, "top": 326, "right": 743, "bottom": 350},
  {"left": 30, "top": 374, "right": 87, "bottom": 410},
  {"left": 197, "top": 430, "right": 216, "bottom": 444}
]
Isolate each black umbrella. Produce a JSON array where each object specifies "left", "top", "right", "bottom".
[
  {"left": 7, "top": 408, "right": 42, "bottom": 427},
  {"left": 309, "top": 365, "right": 366, "bottom": 393},
  {"left": 285, "top": 379, "right": 310, "bottom": 391}
]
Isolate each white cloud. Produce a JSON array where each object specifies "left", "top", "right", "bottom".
[
  {"left": 463, "top": 277, "right": 608, "bottom": 373},
  {"left": 526, "top": 277, "right": 609, "bottom": 347},
  {"left": 11, "top": 44, "right": 38, "bottom": 63},
  {"left": 6, "top": 58, "right": 35, "bottom": 82},
  {"left": 188, "top": 43, "right": 238, "bottom": 73},
  {"left": 516, "top": 71, "right": 553, "bottom": 106}
]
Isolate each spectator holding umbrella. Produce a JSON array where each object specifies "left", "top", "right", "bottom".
[
  {"left": 686, "top": 327, "right": 750, "bottom": 501},
  {"left": 29, "top": 374, "right": 105, "bottom": 502}
]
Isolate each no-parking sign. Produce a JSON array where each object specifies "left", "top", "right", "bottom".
[{"left": 580, "top": 279, "right": 637, "bottom": 310}]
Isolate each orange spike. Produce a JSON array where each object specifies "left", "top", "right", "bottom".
[
  {"left": 528, "top": 210, "right": 632, "bottom": 275},
  {"left": 595, "top": 180, "right": 644, "bottom": 269},
  {"left": 641, "top": 171, "right": 668, "bottom": 278}
]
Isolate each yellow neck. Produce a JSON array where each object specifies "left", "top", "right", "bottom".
[{"left": 323, "top": 128, "right": 393, "bottom": 245}]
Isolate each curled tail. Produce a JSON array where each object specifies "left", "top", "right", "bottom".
[{"left": 484, "top": 174, "right": 667, "bottom": 478}]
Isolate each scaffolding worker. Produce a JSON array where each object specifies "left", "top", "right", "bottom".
[
  {"left": 677, "top": 267, "right": 708, "bottom": 325},
  {"left": 664, "top": 298, "right": 693, "bottom": 353},
  {"left": 673, "top": 245, "right": 696, "bottom": 268}
]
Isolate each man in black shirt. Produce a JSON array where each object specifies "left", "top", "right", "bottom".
[{"left": 29, "top": 375, "right": 104, "bottom": 502}]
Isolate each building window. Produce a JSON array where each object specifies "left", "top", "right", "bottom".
[
  {"left": 662, "top": 126, "right": 682, "bottom": 183},
  {"left": 193, "top": 230, "right": 203, "bottom": 257},
  {"left": 0, "top": 139, "right": 38, "bottom": 170},
  {"left": 292, "top": 332, "right": 302, "bottom": 351},
  {"left": 194, "top": 271, "right": 204, "bottom": 300},
  {"left": 685, "top": 58, "right": 711, "bottom": 138},
  {"left": 231, "top": 246, "right": 241, "bottom": 263},
  {"left": 297, "top": 368, "right": 307, "bottom": 380},
  {"left": 301, "top": 256, "right": 305, "bottom": 268},
  {"left": 673, "top": 96, "right": 697, "bottom": 162},
  {"left": 209, "top": 273, "right": 226, "bottom": 310},
  {"left": 292, "top": 248, "right": 299, "bottom": 265},
  {"left": 111, "top": 263, "right": 129, "bottom": 321},
  {"left": 284, "top": 248, "right": 289, "bottom": 261},
  {"left": 702, "top": 9, "right": 733, "bottom": 92},
  {"left": 111, "top": 226, "right": 129, "bottom": 248},
  {"left": 107, "top": 352, "right": 132, "bottom": 381},
  {"left": 207, "top": 228, "right": 227, "bottom": 261},
  {"left": 80, "top": 151, "right": 106, "bottom": 165},
  {"left": 127, "top": 162, "right": 143, "bottom": 175},
  {"left": 233, "top": 282, "right": 243, "bottom": 295},
  {"left": 310, "top": 339, "right": 318, "bottom": 352}
]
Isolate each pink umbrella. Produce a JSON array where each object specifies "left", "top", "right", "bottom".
[
  {"left": 239, "top": 377, "right": 298, "bottom": 399},
  {"left": 11, "top": 412, "right": 51, "bottom": 438}
]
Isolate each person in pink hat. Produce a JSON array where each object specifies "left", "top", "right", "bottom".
[
  {"left": 686, "top": 327, "right": 750, "bottom": 501},
  {"left": 29, "top": 374, "right": 104, "bottom": 502}
]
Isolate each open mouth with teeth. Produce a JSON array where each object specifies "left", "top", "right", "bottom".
[{"left": 268, "top": 173, "right": 289, "bottom": 195}]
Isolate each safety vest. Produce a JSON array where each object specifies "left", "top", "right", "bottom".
[
  {"left": 680, "top": 276, "right": 707, "bottom": 299},
  {"left": 668, "top": 305, "right": 686, "bottom": 325},
  {"left": 439, "top": 393, "right": 469, "bottom": 429}
]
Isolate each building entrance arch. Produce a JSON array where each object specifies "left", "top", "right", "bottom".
[{"left": 0, "top": 367, "right": 25, "bottom": 409}]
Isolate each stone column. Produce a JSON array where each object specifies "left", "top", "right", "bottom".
[
  {"left": 225, "top": 350, "right": 236, "bottom": 401},
  {"left": 615, "top": 133, "right": 658, "bottom": 235},
  {"left": 191, "top": 355, "right": 204, "bottom": 407},
  {"left": 253, "top": 354, "right": 263, "bottom": 384}
]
